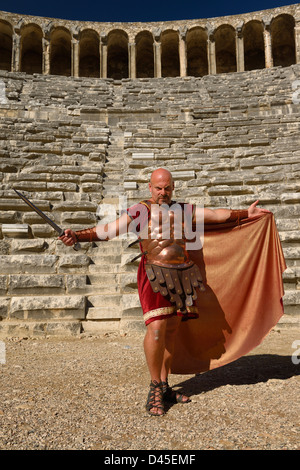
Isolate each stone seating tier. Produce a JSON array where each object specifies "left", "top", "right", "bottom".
[{"left": 0, "top": 65, "right": 299, "bottom": 336}]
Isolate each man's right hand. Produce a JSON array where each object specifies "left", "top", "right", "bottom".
[{"left": 58, "top": 229, "right": 77, "bottom": 246}]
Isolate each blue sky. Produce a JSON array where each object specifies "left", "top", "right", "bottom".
[{"left": 0, "top": 0, "right": 297, "bottom": 22}]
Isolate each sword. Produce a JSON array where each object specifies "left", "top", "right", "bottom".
[{"left": 13, "top": 189, "right": 81, "bottom": 251}]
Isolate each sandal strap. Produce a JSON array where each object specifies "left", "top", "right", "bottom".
[
  {"left": 162, "top": 380, "right": 191, "bottom": 404},
  {"left": 146, "top": 381, "right": 164, "bottom": 415}
]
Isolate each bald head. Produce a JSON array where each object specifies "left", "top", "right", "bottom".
[
  {"left": 150, "top": 168, "right": 173, "bottom": 185},
  {"left": 149, "top": 168, "right": 174, "bottom": 205}
]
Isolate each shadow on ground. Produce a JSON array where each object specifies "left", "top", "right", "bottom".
[{"left": 173, "top": 354, "right": 299, "bottom": 397}]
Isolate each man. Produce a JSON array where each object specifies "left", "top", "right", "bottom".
[{"left": 59, "top": 168, "right": 271, "bottom": 416}]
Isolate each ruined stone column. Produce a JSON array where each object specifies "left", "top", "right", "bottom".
[
  {"left": 179, "top": 28, "right": 187, "bottom": 77},
  {"left": 153, "top": 40, "right": 162, "bottom": 78},
  {"left": 263, "top": 19, "right": 273, "bottom": 68},
  {"left": 236, "top": 25, "right": 245, "bottom": 72},
  {"left": 42, "top": 36, "right": 50, "bottom": 75},
  {"left": 11, "top": 28, "right": 21, "bottom": 72},
  {"left": 72, "top": 35, "right": 79, "bottom": 77},
  {"left": 207, "top": 31, "right": 216, "bottom": 75},
  {"left": 295, "top": 24, "right": 300, "bottom": 64},
  {"left": 129, "top": 42, "right": 136, "bottom": 79},
  {"left": 100, "top": 34, "right": 108, "bottom": 78}
]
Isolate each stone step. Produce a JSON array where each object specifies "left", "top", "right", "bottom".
[
  {"left": 89, "top": 255, "right": 122, "bottom": 266},
  {"left": 0, "top": 320, "right": 82, "bottom": 337},
  {"left": 7, "top": 295, "right": 86, "bottom": 320},
  {"left": 87, "top": 273, "right": 119, "bottom": 286},
  {"left": 83, "top": 284, "right": 119, "bottom": 295},
  {"left": 86, "top": 307, "right": 122, "bottom": 320},
  {"left": 88, "top": 263, "right": 122, "bottom": 274},
  {"left": 87, "top": 294, "right": 122, "bottom": 308}
]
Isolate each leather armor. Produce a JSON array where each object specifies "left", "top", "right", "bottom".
[
  {"left": 140, "top": 201, "right": 195, "bottom": 269},
  {"left": 138, "top": 200, "right": 205, "bottom": 311}
]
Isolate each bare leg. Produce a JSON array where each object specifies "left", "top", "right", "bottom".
[
  {"left": 144, "top": 316, "right": 190, "bottom": 414},
  {"left": 144, "top": 319, "right": 167, "bottom": 383},
  {"left": 161, "top": 315, "right": 181, "bottom": 382},
  {"left": 161, "top": 315, "right": 191, "bottom": 403},
  {"left": 143, "top": 319, "right": 167, "bottom": 416}
]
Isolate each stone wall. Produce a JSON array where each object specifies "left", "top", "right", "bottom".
[
  {"left": 0, "top": 5, "right": 299, "bottom": 79},
  {"left": 0, "top": 63, "right": 299, "bottom": 336}
]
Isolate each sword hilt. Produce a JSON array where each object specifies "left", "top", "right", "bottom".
[
  {"left": 73, "top": 242, "right": 81, "bottom": 251},
  {"left": 60, "top": 229, "right": 81, "bottom": 251}
]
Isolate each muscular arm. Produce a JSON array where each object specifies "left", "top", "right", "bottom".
[
  {"left": 194, "top": 200, "right": 270, "bottom": 225},
  {"left": 59, "top": 212, "right": 132, "bottom": 247},
  {"left": 203, "top": 207, "right": 234, "bottom": 224}
]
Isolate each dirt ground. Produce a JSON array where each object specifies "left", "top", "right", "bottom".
[{"left": 0, "top": 327, "right": 299, "bottom": 451}]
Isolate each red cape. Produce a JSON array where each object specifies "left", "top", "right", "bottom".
[{"left": 170, "top": 213, "right": 286, "bottom": 374}]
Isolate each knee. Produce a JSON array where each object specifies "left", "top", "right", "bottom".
[{"left": 146, "top": 320, "right": 166, "bottom": 342}]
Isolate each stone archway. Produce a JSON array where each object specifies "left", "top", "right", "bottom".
[
  {"left": 20, "top": 23, "right": 43, "bottom": 74},
  {"left": 271, "top": 14, "right": 296, "bottom": 67},
  {"left": 107, "top": 30, "right": 129, "bottom": 79},
  {"left": 161, "top": 30, "right": 180, "bottom": 77},
  {"left": 215, "top": 24, "right": 237, "bottom": 74},
  {"left": 135, "top": 31, "right": 154, "bottom": 78},
  {"left": 79, "top": 29, "right": 100, "bottom": 78},
  {"left": 186, "top": 26, "right": 208, "bottom": 77},
  {"left": 50, "top": 27, "right": 71, "bottom": 76},
  {"left": 0, "top": 20, "right": 13, "bottom": 71},
  {"left": 243, "top": 20, "right": 265, "bottom": 71}
]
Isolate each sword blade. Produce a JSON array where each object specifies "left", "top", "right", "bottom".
[{"left": 13, "top": 189, "right": 64, "bottom": 236}]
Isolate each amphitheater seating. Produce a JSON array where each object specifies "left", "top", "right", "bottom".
[{"left": 0, "top": 64, "right": 299, "bottom": 336}]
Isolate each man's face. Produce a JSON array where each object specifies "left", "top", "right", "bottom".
[{"left": 149, "top": 175, "right": 174, "bottom": 205}]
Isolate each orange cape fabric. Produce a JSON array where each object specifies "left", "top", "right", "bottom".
[{"left": 170, "top": 213, "right": 286, "bottom": 374}]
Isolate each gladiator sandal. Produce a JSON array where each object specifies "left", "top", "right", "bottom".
[
  {"left": 145, "top": 380, "right": 165, "bottom": 416},
  {"left": 162, "top": 380, "right": 191, "bottom": 404}
]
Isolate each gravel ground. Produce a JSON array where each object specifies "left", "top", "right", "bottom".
[{"left": 0, "top": 327, "right": 299, "bottom": 451}]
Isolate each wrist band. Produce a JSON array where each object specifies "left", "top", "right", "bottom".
[
  {"left": 74, "top": 227, "right": 99, "bottom": 242},
  {"left": 228, "top": 210, "right": 248, "bottom": 225}
]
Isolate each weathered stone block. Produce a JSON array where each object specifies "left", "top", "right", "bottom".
[
  {"left": 87, "top": 294, "right": 121, "bottom": 308},
  {"left": 0, "top": 211, "right": 18, "bottom": 223},
  {"left": 120, "top": 272, "right": 138, "bottom": 292},
  {"left": 281, "top": 193, "right": 300, "bottom": 204},
  {"left": 31, "top": 225, "right": 57, "bottom": 238},
  {"left": 122, "top": 293, "right": 141, "bottom": 312},
  {"left": 82, "top": 320, "right": 120, "bottom": 333},
  {"left": 58, "top": 254, "right": 90, "bottom": 273},
  {"left": 52, "top": 201, "right": 97, "bottom": 212},
  {"left": 10, "top": 295, "right": 86, "bottom": 320},
  {"left": 2, "top": 224, "right": 29, "bottom": 238},
  {"left": 8, "top": 274, "right": 65, "bottom": 294},
  {"left": 0, "top": 275, "right": 7, "bottom": 295},
  {"left": 0, "top": 297, "right": 9, "bottom": 319},
  {"left": 124, "top": 182, "right": 138, "bottom": 189},
  {"left": 171, "top": 170, "right": 196, "bottom": 180},
  {"left": 132, "top": 152, "right": 154, "bottom": 160},
  {"left": 11, "top": 239, "right": 48, "bottom": 253},
  {"left": 47, "top": 182, "right": 77, "bottom": 192},
  {"left": 1, "top": 253, "right": 58, "bottom": 274},
  {"left": 66, "top": 274, "right": 88, "bottom": 293},
  {"left": 0, "top": 320, "right": 82, "bottom": 337},
  {"left": 81, "top": 182, "right": 102, "bottom": 193},
  {"left": 86, "top": 307, "right": 121, "bottom": 320},
  {"left": 60, "top": 211, "right": 97, "bottom": 225}
]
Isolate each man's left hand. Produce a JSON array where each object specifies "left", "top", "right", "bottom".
[{"left": 248, "top": 200, "right": 271, "bottom": 218}]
